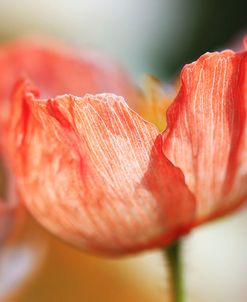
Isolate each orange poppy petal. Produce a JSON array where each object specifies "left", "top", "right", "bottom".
[
  {"left": 162, "top": 50, "right": 247, "bottom": 223},
  {"left": 8, "top": 80, "right": 195, "bottom": 254}
]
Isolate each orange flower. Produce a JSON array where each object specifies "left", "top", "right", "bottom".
[{"left": 3, "top": 38, "right": 247, "bottom": 255}]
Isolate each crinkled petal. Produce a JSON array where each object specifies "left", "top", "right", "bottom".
[
  {"left": 162, "top": 50, "right": 247, "bottom": 223},
  {"left": 7, "top": 81, "right": 195, "bottom": 254}
]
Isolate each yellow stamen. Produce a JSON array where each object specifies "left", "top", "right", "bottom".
[{"left": 139, "top": 75, "right": 173, "bottom": 131}]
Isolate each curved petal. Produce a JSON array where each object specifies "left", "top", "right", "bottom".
[
  {"left": 162, "top": 50, "right": 247, "bottom": 223},
  {"left": 7, "top": 80, "right": 195, "bottom": 254}
]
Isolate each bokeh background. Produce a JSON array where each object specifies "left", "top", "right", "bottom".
[{"left": 0, "top": 0, "right": 247, "bottom": 301}]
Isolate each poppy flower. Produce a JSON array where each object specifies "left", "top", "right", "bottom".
[{"left": 3, "top": 38, "right": 247, "bottom": 255}]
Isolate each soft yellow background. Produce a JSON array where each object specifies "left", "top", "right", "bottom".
[{"left": 3, "top": 215, "right": 168, "bottom": 302}]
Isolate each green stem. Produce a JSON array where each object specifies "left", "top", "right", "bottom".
[{"left": 164, "top": 240, "right": 184, "bottom": 302}]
